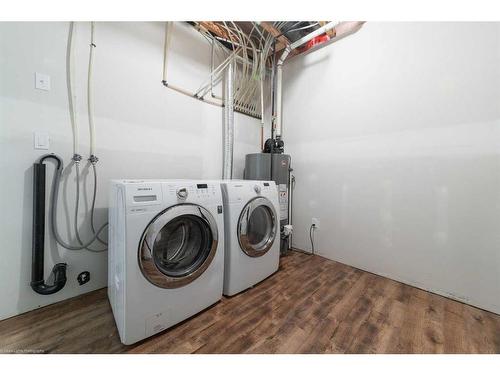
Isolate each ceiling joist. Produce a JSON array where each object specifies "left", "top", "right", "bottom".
[
  {"left": 191, "top": 21, "right": 365, "bottom": 63},
  {"left": 259, "top": 22, "right": 290, "bottom": 52}
]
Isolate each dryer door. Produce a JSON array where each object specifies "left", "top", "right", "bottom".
[
  {"left": 238, "top": 197, "right": 277, "bottom": 257},
  {"left": 138, "top": 204, "right": 218, "bottom": 288}
]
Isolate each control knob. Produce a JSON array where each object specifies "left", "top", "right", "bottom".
[
  {"left": 177, "top": 187, "right": 188, "bottom": 200},
  {"left": 254, "top": 185, "right": 261, "bottom": 194}
]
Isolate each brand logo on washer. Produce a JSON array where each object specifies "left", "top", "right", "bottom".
[{"left": 137, "top": 187, "right": 152, "bottom": 191}]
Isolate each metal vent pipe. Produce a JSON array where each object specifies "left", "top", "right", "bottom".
[{"left": 222, "top": 61, "right": 234, "bottom": 179}]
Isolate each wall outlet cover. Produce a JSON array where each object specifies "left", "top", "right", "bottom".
[
  {"left": 312, "top": 217, "right": 320, "bottom": 229},
  {"left": 35, "top": 72, "right": 51, "bottom": 91}
]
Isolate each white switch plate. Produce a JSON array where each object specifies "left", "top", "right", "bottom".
[
  {"left": 312, "top": 217, "right": 320, "bottom": 229},
  {"left": 34, "top": 132, "right": 50, "bottom": 150},
  {"left": 35, "top": 72, "right": 51, "bottom": 91}
]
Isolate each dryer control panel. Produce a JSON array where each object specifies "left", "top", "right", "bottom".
[{"left": 222, "top": 180, "right": 277, "bottom": 204}]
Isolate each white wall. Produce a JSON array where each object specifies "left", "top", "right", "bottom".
[
  {"left": 0, "top": 22, "right": 263, "bottom": 320},
  {"left": 284, "top": 22, "right": 500, "bottom": 314}
]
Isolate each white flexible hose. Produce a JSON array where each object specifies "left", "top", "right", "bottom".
[
  {"left": 87, "top": 21, "right": 96, "bottom": 157},
  {"left": 85, "top": 21, "right": 108, "bottom": 250},
  {"left": 62, "top": 22, "right": 107, "bottom": 252},
  {"left": 162, "top": 22, "right": 173, "bottom": 82},
  {"left": 66, "top": 22, "right": 78, "bottom": 156}
]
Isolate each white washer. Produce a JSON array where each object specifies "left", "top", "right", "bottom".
[
  {"left": 108, "top": 179, "right": 224, "bottom": 345},
  {"left": 221, "top": 180, "right": 280, "bottom": 296}
]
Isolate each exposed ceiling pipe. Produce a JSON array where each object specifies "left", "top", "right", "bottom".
[
  {"left": 274, "top": 21, "right": 337, "bottom": 139},
  {"left": 162, "top": 22, "right": 223, "bottom": 107},
  {"left": 289, "top": 21, "right": 365, "bottom": 61}
]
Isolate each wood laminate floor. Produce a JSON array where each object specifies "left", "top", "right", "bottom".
[{"left": 1, "top": 251, "right": 499, "bottom": 354}]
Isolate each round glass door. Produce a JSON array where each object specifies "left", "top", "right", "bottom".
[
  {"left": 238, "top": 197, "right": 277, "bottom": 257},
  {"left": 138, "top": 204, "right": 218, "bottom": 288}
]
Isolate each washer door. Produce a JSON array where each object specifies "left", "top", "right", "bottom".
[
  {"left": 138, "top": 204, "right": 218, "bottom": 288},
  {"left": 238, "top": 197, "right": 277, "bottom": 257}
]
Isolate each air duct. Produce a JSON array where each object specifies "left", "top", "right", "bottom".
[{"left": 223, "top": 61, "right": 234, "bottom": 179}]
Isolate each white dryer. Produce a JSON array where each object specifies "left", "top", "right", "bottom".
[
  {"left": 221, "top": 180, "right": 280, "bottom": 296},
  {"left": 108, "top": 180, "right": 224, "bottom": 345}
]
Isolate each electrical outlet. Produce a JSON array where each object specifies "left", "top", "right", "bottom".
[
  {"left": 312, "top": 217, "right": 320, "bottom": 229},
  {"left": 35, "top": 72, "right": 51, "bottom": 91}
]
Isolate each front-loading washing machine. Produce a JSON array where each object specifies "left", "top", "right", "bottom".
[
  {"left": 108, "top": 179, "right": 224, "bottom": 345},
  {"left": 221, "top": 180, "right": 280, "bottom": 296}
]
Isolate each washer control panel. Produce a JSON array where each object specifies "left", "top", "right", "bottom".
[
  {"left": 126, "top": 182, "right": 162, "bottom": 207},
  {"left": 176, "top": 187, "right": 188, "bottom": 200},
  {"left": 120, "top": 180, "right": 222, "bottom": 213},
  {"left": 166, "top": 182, "right": 219, "bottom": 203}
]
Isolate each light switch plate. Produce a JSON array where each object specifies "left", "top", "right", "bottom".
[
  {"left": 35, "top": 72, "right": 51, "bottom": 91},
  {"left": 34, "top": 132, "right": 50, "bottom": 150}
]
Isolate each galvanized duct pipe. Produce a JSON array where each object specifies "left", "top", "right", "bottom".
[
  {"left": 275, "top": 21, "right": 337, "bottom": 138},
  {"left": 275, "top": 66, "right": 284, "bottom": 138},
  {"left": 223, "top": 61, "right": 234, "bottom": 179}
]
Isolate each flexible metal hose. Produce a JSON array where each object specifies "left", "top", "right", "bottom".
[
  {"left": 90, "top": 163, "right": 107, "bottom": 246},
  {"left": 73, "top": 163, "right": 107, "bottom": 252},
  {"left": 47, "top": 156, "right": 108, "bottom": 251}
]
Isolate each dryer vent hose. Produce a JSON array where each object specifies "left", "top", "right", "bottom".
[{"left": 32, "top": 156, "right": 67, "bottom": 295}]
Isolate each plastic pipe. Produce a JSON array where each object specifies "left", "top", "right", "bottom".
[
  {"left": 162, "top": 22, "right": 223, "bottom": 107},
  {"left": 31, "top": 156, "right": 67, "bottom": 295}
]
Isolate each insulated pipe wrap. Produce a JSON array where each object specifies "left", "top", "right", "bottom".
[{"left": 223, "top": 61, "right": 234, "bottom": 179}]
